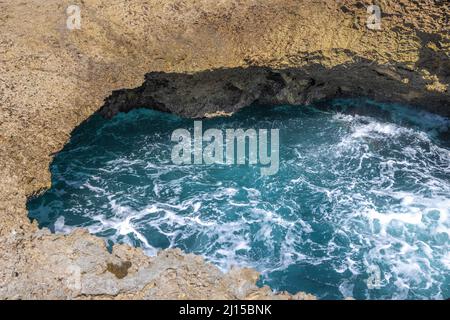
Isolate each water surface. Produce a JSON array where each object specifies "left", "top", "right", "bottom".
[{"left": 28, "top": 99, "right": 450, "bottom": 299}]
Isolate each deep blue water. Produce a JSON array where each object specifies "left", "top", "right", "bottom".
[{"left": 28, "top": 99, "right": 450, "bottom": 299}]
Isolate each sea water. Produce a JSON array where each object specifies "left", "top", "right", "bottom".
[{"left": 28, "top": 99, "right": 450, "bottom": 299}]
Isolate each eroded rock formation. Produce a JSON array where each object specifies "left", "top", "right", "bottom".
[
  {"left": 0, "top": 0, "right": 448, "bottom": 299},
  {"left": 100, "top": 65, "right": 450, "bottom": 119}
]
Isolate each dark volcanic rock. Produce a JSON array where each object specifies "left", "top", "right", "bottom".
[{"left": 100, "top": 65, "right": 450, "bottom": 119}]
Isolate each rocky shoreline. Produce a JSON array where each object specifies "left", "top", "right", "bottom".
[{"left": 0, "top": 0, "right": 448, "bottom": 299}]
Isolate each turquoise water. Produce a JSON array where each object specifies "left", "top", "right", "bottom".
[{"left": 28, "top": 99, "right": 450, "bottom": 299}]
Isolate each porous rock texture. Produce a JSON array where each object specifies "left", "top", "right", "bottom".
[{"left": 0, "top": 0, "right": 448, "bottom": 299}]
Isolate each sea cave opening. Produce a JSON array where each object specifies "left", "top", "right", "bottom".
[{"left": 27, "top": 97, "right": 450, "bottom": 300}]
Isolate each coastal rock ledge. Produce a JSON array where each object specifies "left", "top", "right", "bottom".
[{"left": 0, "top": 0, "right": 448, "bottom": 299}]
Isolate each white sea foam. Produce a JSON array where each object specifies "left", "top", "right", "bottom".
[{"left": 31, "top": 105, "right": 450, "bottom": 299}]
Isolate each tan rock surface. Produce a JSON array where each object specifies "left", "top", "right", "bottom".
[{"left": 0, "top": 0, "right": 448, "bottom": 299}]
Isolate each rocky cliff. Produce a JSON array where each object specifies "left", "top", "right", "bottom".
[{"left": 0, "top": 0, "right": 448, "bottom": 299}]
